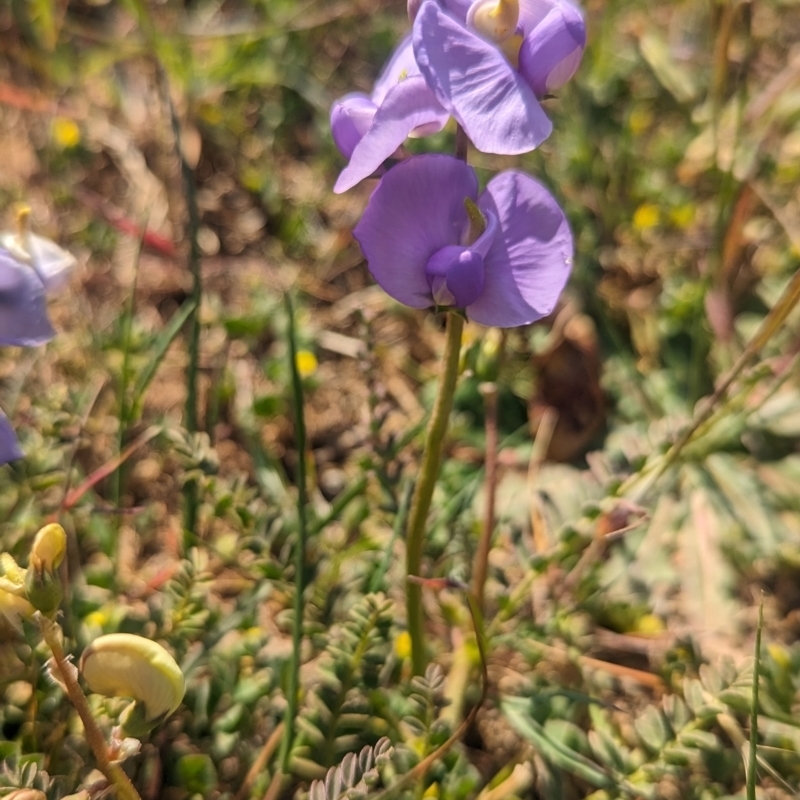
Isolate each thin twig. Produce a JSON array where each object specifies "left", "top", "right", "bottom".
[
  {"left": 747, "top": 597, "right": 764, "bottom": 800},
  {"left": 235, "top": 723, "right": 284, "bottom": 800},
  {"left": 472, "top": 328, "right": 506, "bottom": 612},
  {"left": 621, "top": 264, "right": 800, "bottom": 504}
]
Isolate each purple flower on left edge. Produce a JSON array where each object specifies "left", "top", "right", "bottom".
[
  {"left": 0, "top": 231, "right": 75, "bottom": 465},
  {"left": 412, "top": 0, "right": 586, "bottom": 155},
  {"left": 331, "top": 35, "right": 450, "bottom": 194},
  {"left": 354, "top": 154, "right": 573, "bottom": 327}
]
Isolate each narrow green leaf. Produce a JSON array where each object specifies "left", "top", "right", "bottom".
[
  {"left": 501, "top": 697, "right": 614, "bottom": 789},
  {"left": 747, "top": 599, "right": 763, "bottom": 800},
  {"left": 131, "top": 299, "right": 197, "bottom": 412}
]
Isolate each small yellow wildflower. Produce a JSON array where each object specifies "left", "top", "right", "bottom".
[
  {"left": 296, "top": 349, "right": 318, "bottom": 378},
  {"left": 52, "top": 117, "right": 81, "bottom": 149},
  {"left": 394, "top": 630, "right": 412, "bottom": 661},
  {"left": 633, "top": 203, "right": 660, "bottom": 230}
]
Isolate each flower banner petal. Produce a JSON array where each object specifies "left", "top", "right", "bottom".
[
  {"left": 468, "top": 171, "right": 572, "bottom": 326},
  {"left": 0, "top": 250, "right": 56, "bottom": 346},
  {"left": 354, "top": 155, "right": 478, "bottom": 307},
  {"left": 413, "top": 0, "right": 552, "bottom": 155},
  {"left": 334, "top": 77, "right": 449, "bottom": 194}
]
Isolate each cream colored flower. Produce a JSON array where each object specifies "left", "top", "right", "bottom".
[{"left": 80, "top": 634, "right": 185, "bottom": 724}]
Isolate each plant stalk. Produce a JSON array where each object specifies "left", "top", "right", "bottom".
[
  {"left": 472, "top": 330, "right": 507, "bottom": 612},
  {"left": 159, "top": 62, "right": 203, "bottom": 546},
  {"left": 40, "top": 618, "right": 143, "bottom": 800},
  {"left": 406, "top": 311, "right": 464, "bottom": 674}
]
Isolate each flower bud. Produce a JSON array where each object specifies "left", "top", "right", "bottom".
[
  {"left": 475, "top": 327, "right": 504, "bottom": 382},
  {"left": 80, "top": 634, "right": 185, "bottom": 734},
  {"left": 24, "top": 523, "right": 67, "bottom": 615},
  {"left": 30, "top": 523, "right": 67, "bottom": 574}
]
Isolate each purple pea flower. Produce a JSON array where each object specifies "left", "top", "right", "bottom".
[
  {"left": 0, "top": 412, "right": 22, "bottom": 464},
  {"left": 0, "top": 231, "right": 75, "bottom": 465},
  {"left": 412, "top": 0, "right": 586, "bottom": 155},
  {"left": 331, "top": 35, "right": 450, "bottom": 194},
  {"left": 353, "top": 154, "right": 573, "bottom": 327}
]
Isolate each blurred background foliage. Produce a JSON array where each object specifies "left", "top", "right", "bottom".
[{"left": 2, "top": 0, "right": 800, "bottom": 798}]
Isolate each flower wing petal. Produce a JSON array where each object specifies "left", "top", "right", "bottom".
[
  {"left": 372, "top": 35, "right": 422, "bottom": 104},
  {"left": 334, "top": 77, "right": 449, "bottom": 194},
  {"left": 468, "top": 171, "right": 572, "bottom": 327},
  {"left": 0, "top": 412, "right": 22, "bottom": 466},
  {"left": 519, "top": 2, "right": 585, "bottom": 96},
  {"left": 413, "top": 0, "right": 552, "bottom": 155},
  {"left": 331, "top": 94, "right": 378, "bottom": 159},
  {"left": 0, "top": 250, "right": 55, "bottom": 346},
  {"left": 354, "top": 154, "right": 478, "bottom": 308}
]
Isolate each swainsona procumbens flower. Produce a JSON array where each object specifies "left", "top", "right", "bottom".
[
  {"left": 331, "top": 35, "right": 450, "bottom": 193},
  {"left": 353, "top": 154, "right": 573, "bottom": 327},
  {"left": 412, "top": 0, "right": 585, "bottom": 154},
  {"left": 0, "top": 223, "right": 75, "bottom": 465}
]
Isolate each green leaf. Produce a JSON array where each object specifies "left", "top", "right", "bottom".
[
  {"left": 501, "top": 696, "right": 614, "bottom": 789},
  {"left": 634, "top": 706, "right": 670, "bottom": 753},
  {"left": 176, "top": 754, "right": 218, "bottom": 794},
  {"left": 131, "top": 299, "right": 197, "bottom": 414},
  {"left": 639, "top": 31, "right": 699, "bottom": 103}
]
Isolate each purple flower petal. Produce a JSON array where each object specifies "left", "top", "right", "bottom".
[
  {"left": 372, "top": 36, "right": 422, "bottom": 104},
  {"left": 425, "top": 246, "right": 485, "bottom": 307},
  {"left": 413, "top": 0, "right": 552, "bottom": 154},
  {"left": 331, "top": 94, "right": 378, "bottom": 159},
  {"left": 518, "top": 2, "right": 585, "bottom": 96},
  {"left": 0, "top": 232, "right": 76, "bottom": 291},
  {"left": 0, "top": 411, "right": 22, "bottom": 465},
  {"left": 0, "top": 249, "right": 55, "bottom": 346},
  {"left": 467, "top": 171, "right": 572, "bottom": 327},
  {"left": 334, "top": 77, "right": 449, "bottom": 194},
  {"left": 354, "top": 154, "right": 479, "bottom": 307},
  {"left": 517, "top": 0, "right": 557, "bottom": 33}
]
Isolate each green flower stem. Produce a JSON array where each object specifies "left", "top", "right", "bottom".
[
  {"left": 279, "top": 293, "right": 309, "bottom": 771},
  {"left": 40, "top": 618, "right": 142, "bottom": 800},
  {"left": 159, "top": 62, "right": 203, "bottom": 547},
  {"left": 406, "top": 311, "right": 465, "bottom": 675}
]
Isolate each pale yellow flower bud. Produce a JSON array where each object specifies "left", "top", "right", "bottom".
[
  {"left": 30, "top": 523, "right": 67, "bottom": 574},
  {"left": 80, "top": 634, "right": 185, "bottom": 731},
  {"left": 25, "top": 524, "right": 67, "bottom": 614}
]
